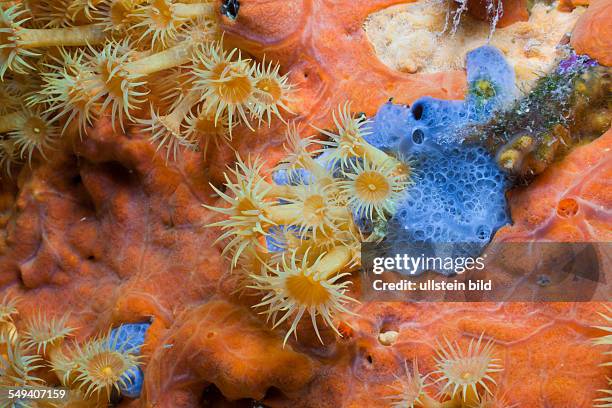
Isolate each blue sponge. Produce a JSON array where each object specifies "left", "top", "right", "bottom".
[
  {"left": 109, "top": 322, "right": 151, "bottom": 399},
  {"left": 367, "top": 45, "right": 516, "bottom": 154},
  {"left": 365, "top": 101, "right": 411, "bottom": 151},
  {"left": 367, "top": 46, "right": 514, "bottom": 267},
  {"left": 389, "top": 146, "right": 509, "bottom": 244}
]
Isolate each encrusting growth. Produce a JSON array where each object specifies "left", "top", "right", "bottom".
[{"left": 206, "top": 103, "right": 412, "bottom": 344}]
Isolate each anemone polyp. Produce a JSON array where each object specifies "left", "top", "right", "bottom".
[
  {"left": 251, "top": 57, "right": 294, "bottom": 125},
  {"left": 593, "top": 307, "right": 612, "bottom": 407},
  {"left": 22, "top": 311, "right": 75, "bottom": 356},
  {"left": 0, "top": 139, "right": 20, "bottom": 177},
  {"left": 193, "top": 42, "right": 256, "bottom": 131},
  {"left": 0, "top": 6, "right": 38, "bottom": 78},
  {"left": 0, "top": 107, "right": 59, "bottom": 164},
  {"left": 71, "top": 331, "right": 140, "bottom": 400},
  {"left": 34, "top": 0, "right": 78, "bottom": 28},
  {"left": 278, "top": 123, "right": 318, "bottom": 170},
  {"left": 274, "top": 184, "right": 350, "bottom": 241},
  {"left": 593, "top": 306, "right": 612, "bottom": 348},
  {"left": 275, "top": 123, "right": 332, "bottom": 185},
  {"left": 140, "top": 88, "right": 200, "bottom": 161},
  {"left": 205, "top": 156, "right": 275, "bottom": 268},
  {"left": 88, "top": 40, "right": 148, "bottom": 130},
  {"left": 36, "top": 49, "right": 101, "bottom": 137},
  {"left": 317, "top": 101, "right": 372, "bottom": 168},
  {"left": 184, "top": 102, "right": 231, "bottom": 156},
  {"left": 0, "top": 4, "right": 108, "bottom": 78},
  {"left": 0, "top": 294, "right": 19, "bottom": 324},
  {"left": 433, "top": 335, "right": 503, "bottom": 403},
  {"left": 467, "top": 393, "right": 518, "bottom": 408},
  {"left": 595, "top": 378, "right": 612, "bottom": 408},
  {"left": 0, "top": 337, "right": 43, "bottom": 388},
  {"left": 251, "top": 247, "right": 356, "bottom": 345},
  {"left": 142, "top": 107, "right": 195, "bottom": 161},
  {"left": 94, "top": 0, "right": 141, "bottom": 33},
  {"left": 130, "top": 0, "right": 214, "bottom": 49},
  {"left": 387, "top": 360, "right": 429, "bottom": 408},
  {"left": 339, "top": 158, "right": 409, "bottom": 221}
]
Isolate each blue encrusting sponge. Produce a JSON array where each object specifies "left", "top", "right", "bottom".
[
  {"left": 109, "top": 322, "right": 151, "bottom": 398},
  {"left": 365, "top": 46, "right": 514, "bottom": 269}
]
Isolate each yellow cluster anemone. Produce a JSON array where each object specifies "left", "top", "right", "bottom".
[
  {"left": 386, "top": 335, "right": 505, "bottom": 408},
  {"left": 0, "top": 334, "right": 44, "bottom": 389},
  {"left": 0, "top": 300, "right": 46, "bottom": 408},
  {"left": 0, "top": 297, "right": 142, "bottom": 407},
  {"left": 22, "top": 311, "right": 75, "bottom": 356},
  {"left": 0, "top": 0, "right": 294, "bottom": 172},
  {"left": 0, "top": 294, "right": 19, "bottom": 324},
  {"left": 206, "top": 103, "right": 412, "bottom": 344},
  {"left": 433, "top": 335, "right": 503, "bottom": 405},
  {"left": 386, "top": 360, "right": 436, "bottom": 408},
  {"left": 66, "top": 331, "right": 140, "bottom": 400}
]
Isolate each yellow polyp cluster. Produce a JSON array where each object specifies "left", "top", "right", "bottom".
[
  {"left": 0, "top": 296, "right": 141, "bottom": 407},
  {"left": 206, "top": 103, "right": 412, "bottom": 344},
  {"left": 387, "top": 335, "right": 505, "bottom": 408},
  {"left": 0, "top": 0, "right": 294, "bottom": 172}
]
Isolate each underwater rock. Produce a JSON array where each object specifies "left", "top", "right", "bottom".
[{"left": 109, "top": 322, "right": 151, "bottom": 398}]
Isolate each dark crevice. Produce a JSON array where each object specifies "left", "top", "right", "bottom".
[
  {"left": 100, "top": 161, "right": 136, "bottom": 187},
  {"left": 221, "top": 0, "right": 239, "bottom": 20},
  {"left": 200, "top": 384, "right": 266, "bottom": 407}
]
